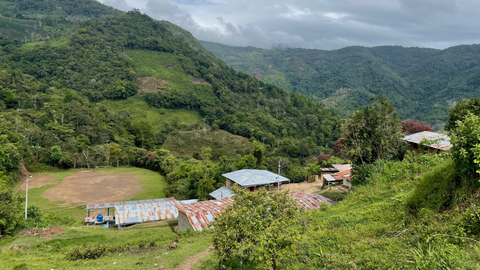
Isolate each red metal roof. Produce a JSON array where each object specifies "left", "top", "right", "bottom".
[
  {"left": 176, "top": 198, "right": 234, "bottom": 231},
  {"left": 290, "top": 191, "right": 332, "bottom": 209},
  {"left": 177, "top": 192, "right": 332, "bottom": 231}
]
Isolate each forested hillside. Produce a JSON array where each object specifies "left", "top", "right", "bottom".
[
  {"left": 201, "top": 41, "right": 480, "bottom": 128},
  {"left": 0, "top": 9, "right": 341, "bottom": 200}
]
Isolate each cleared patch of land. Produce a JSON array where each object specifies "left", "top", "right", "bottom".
[
  {"left": 282, "top": 180, "right": 325, "bottom": 194},
  {"left": 20, "top": 173, "right": 57, "bottom": 190},
  {"left": 43, "top": 170, "right": 142, "bottom": 205},
  {"left": 138, "top": 76, "right": 170, "bottom": 93}
]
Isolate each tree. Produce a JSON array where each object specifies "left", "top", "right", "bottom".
[
  {"left": 197, "top": 174, "right": 215, "bottom": 201},
  {"left": 445, "top": 97, "right": 480, "bottom": 131},
  {"left": 76, "top": 134, "right": 91, "bottom": 168},
  {"left": 402, "top": 120, "right": 434, "bottom": 135},
  {"left": 251, "top": 140, "right": 265, "bottom": 168},
  {"left": 450, "top": 112, "right": 480, "bottom": 181},
  {"left": 130, "top": 120, "right": 155, "bottom": 149},
  {"left": 341, "top": 95, "right": 404, "bottom": 165},
  {"left": 49, "top": 145, "right": 62, "bottom": 166},
  {"left": 235, "top": 154, "right": 257, "bottom": 170},
  {"left": 213, "top": 187, "right": 301, "bottom": 269},
  {"left": 0, "top": 189, "right": 24, "bottom": 236}
]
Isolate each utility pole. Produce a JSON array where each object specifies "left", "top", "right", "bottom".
[
  {"left": 25, "top": 175, "right": 32, "bottom": 220},
  {"left": 277, "top": 160, "right": 281, "bottom": 191}
]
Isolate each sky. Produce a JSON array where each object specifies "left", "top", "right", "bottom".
[{"left": 98, "top": 0, "right": 480, "bottom": 50}]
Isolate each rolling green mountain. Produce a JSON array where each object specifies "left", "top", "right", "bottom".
[
  {"left": 200, "top": 41, "right": 480, "bottom": 128},
  {"left": 0, "top": 7, "right": 342, "bottom": 192},
  {"left": 0, "top": 0, "right": 123, "bottom": 41}
]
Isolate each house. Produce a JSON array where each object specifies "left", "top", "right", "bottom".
[
  {"left": 221, "top": 169, "right": 290, "bottom": 192},
  {"left": 176, "top": 198, "right": 234, "bottom": 231},
  {"left": 321, "top": 164, "right": 352, "bottom": 187},
  {"left": 85, "top": 198, "right": 198, "bottom": 228},
  {"left": 209, "top": 186, "right": 235, "bottom": 200},
  {"left": 403, "top": 131, "right": 451, "bottom": 153},
  {"left": 177, "top": 191, "right": 332, "bottom": 231}
]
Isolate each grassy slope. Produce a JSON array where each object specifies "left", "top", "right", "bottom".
[
  {"left": 0, "top": 167, "right": 205, "bottom": 269},
  {"left": 0, "top": 222, "right": 212, "bottom": 270},
  {"left": 126, "top": 49, "right": 196, "bottom": 94},
  {"left": 101, "top": 96, "right": 202, "bottom": 134},
  {"left": 0, "top": 16, "right": 48, "bottom": 40},
  {"left": 162, "top": 129, "right": 253, "bottom": 158}
]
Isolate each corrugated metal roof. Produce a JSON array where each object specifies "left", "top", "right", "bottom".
[
  {"left": 322, "top": 168, "right": 339, "bottom": 172},
  {"left": 113, "top": 199, "right": 197, "bottom": 225},
  {"left": 176, "top": 198, "right": 234, "bottom": 231},
  {"left": 331, "top": 164, "right": 352, "bottom": 172},
  {"left": 222, "top": 169, "right": 290, "bottom": 187},
  {"left": 86, "top": 198, "right": 177, "bottom": 210},
  {"left": 177, "top": 192, "right": 333, "bottom": 231},
  {"left": 115, "top": 201, "right": 178, "bottom": 225},
  {"left": 290, "top": 191, "right": 332, "bottom": 209},
  {"left": 403, "top": 131, "right": 452, "bottom": 150},
  {"left": 209, "top": 186, "right": 235, "bottom": 200}
]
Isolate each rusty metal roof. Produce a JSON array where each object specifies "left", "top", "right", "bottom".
[
  {"left": 290, "top": 191, "right": 332, "bottom": 209},
  {"left": 322, "top": 168, "right": 339, "bottom": 172},
  {"left": 176, "top": 198, "right": 234, "bottom": 231},
  {"left": 209, "top": 186, "right": 235, "bottom": 200},
  {"left": 86, "top": 197, "right": 177, "bottom": 210},
  {"left": 114, "top": 199, "right": 198, "bottom": 225},
  {"left": 403, "top": 131, "right": 451, "bottom": 150},
  {"left": 222, "top": 169, "right": 290, "bottom": 187},
  {"left": 177, "top": 191, "right": 333, "bottom": 231},
  {"left": 331, "top": 164, "right": 352, "bottom": 172}
]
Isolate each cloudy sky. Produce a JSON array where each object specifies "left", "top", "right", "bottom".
[{"left": 98, "top": 0, "right": 480, "bottom": 50}]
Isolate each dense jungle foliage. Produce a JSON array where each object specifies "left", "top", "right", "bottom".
[{"left": 201, "top": 41, "right": 480, "bottom": 128}]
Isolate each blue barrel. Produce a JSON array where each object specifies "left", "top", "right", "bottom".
[{"left": 97, "top": 214, "right": 103, "bottom": 222}]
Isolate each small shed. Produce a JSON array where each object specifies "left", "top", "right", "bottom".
[{"left": 222, "top": 169, "right": 290, "bottom": 192}]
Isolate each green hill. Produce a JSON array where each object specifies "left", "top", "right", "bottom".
[
  {"left": 162, "top": 129, "right": 253, "bottom": 159},
  {"left": 200, "top": 41, "right": 480, "bottom": 128}
]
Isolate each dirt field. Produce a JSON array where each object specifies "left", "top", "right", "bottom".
[
  {"left": 282, "top": 180, "right": 344, "bottom": 194},
  {"left": 18, "top": 226, "right": 64, "bottom": 238},
  {"left": 19, "top": 173, "right": 57, "bottom": 190},
  {"left": 43, "top": 170, "right": 142, "bottom": 205},
  {"left": 282, "top": 180, "right": 325, "bottom": 194}
]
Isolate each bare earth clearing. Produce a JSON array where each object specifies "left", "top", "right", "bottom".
[
  {"left": 43, "top": 170, "right": 142, "bottom": 205},
  {"left": 282, "top": 180, "right": 344, "bottom": 194},
  {"left": 20, "top": 173, "right": 57, "bottom": 190}
]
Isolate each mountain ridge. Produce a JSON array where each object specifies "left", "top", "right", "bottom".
[{"left": 200, "top": 40, "right": 480, "bottom": 128}]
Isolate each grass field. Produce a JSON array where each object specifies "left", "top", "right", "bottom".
[
  {"left": 0, "top": 167, "right": 214, "bottom": 269},
  {"left": 101, "top": 96, "right": 203, "bottom": 133}
]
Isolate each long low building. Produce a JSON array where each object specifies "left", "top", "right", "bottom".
[
  {"left": 177, "top": 191, "right": 332, "bottom": 231},
  {"left": 85, "top": 198, "right": 198, "bottom": 227}
]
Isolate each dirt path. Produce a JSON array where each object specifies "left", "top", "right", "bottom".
[
  {"left": 43, "top": 170, "right": 142, "bottom": 204},
  {"left": 174, "top": 246, "right": 212, "bottom": 270}
]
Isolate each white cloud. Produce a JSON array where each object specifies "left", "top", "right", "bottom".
[{"left": 98, "top": 0, "right": 480, "bottom": 49}]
